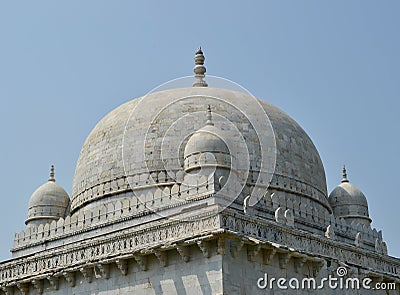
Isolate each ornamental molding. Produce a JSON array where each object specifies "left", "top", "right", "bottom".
[
  {"left": 220, "top": 210, "right": 399, "bottom": 276},
  {"left": 1, "top": 212, "right": 221, "bottom": 285},
  {"left": 1, "top": 209, "right": 399, "bottom": 291}
]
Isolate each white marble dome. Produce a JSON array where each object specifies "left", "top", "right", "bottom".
[
  {"left": 26, "top": 166, "right": 70, "bottom": 227},
  {"left": 328, "top": 166, "right": 371, "bottom": 226},
  {"left": 71, "top": 86, "right": 330, "bottom": 217},
  {"left": 184, "top": 124, "right": 229, "bottom": 158},
  {"left": 183, "top": 107, "right": 231, "bottom": 173}
]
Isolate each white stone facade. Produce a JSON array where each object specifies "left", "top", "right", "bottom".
[{"left": 1, "top": 49, "right": 399, "bottom": 294}]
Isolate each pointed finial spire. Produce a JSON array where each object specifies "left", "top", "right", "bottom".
[
  {"left": 192, "top": 47, "right": 208, "bottom": 87},
  {"left": 49, "top": 165, "right": 55, "bottom": 182},
  {"left": 206, "top": 105, "right": 214, "bottom": 126},
  {"left": 341, "top": 165, "right": 349, "bottom": 183}
]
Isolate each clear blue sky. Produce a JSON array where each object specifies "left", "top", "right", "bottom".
[{"left": 0, "top": 1, "right": 399, "bottom": 260}]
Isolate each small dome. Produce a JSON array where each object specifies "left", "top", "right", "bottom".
[
  {"left": 183, "top": 106, "right": 231, "bottom": 172},
  {"left": 184, "top": 125, "right": 229, "bottom": 157},
  {"left": 328, "top": 166, "right": 371, "bottom": 226},
  {"left": 26, "top": 165, "right": 70, "bottom": 227}
]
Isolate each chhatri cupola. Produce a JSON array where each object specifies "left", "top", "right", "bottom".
[
  {"left": 25, "top": 165, "right": 70, "bottom": 228},
  {"left": 183, "top": 105, "right": 231, "bottom": 174},
  {"left": 328, "top": 165, "right": 371, "bottom": 227}
]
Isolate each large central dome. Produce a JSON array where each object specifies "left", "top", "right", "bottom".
[
  {"left": 71, "top": 48, "right": 329, "bottom": 219},
  {"left": 71, "top": 85, "right": 329, "bottom": 216}
]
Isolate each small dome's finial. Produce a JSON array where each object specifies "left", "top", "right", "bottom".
[
  {"left": 206, "top": 104, "right": 214, "bottom": 126},
  {"left": 49, "top": 165, "right": 55, "bottom": 182},
  {"left": 192, "top": 47, "right": 208, "bottom": 87},
  {"left": 341, "top": 165, "right": 349, "bottom": 183}
]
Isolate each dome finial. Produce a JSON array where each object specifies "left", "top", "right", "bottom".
[
  {"left": 341, "top": 164, "right": 349, "bottom": 183},
  {"left": 206, "top": 104, "right": 214, "bottom": 126},
  {"left": 192, "top": 47, "right": 208, "bottom": 87},
  {"left": 49, "top": 165, "right": 55, "bottom": 182}
]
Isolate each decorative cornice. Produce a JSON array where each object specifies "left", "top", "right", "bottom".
[
  {"left": 0, "top": 232, "right": 399, "bottom": 292},
  {"left": 2, "top": 208, "right": 399, "bottom": 292}
]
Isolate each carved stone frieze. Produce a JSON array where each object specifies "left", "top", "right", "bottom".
[
  {"left": 1, "top": 211, "right": 400, "bottom": 289},
  {"left": 220, "top": 211, "right": 399, "bottom": 276}
]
